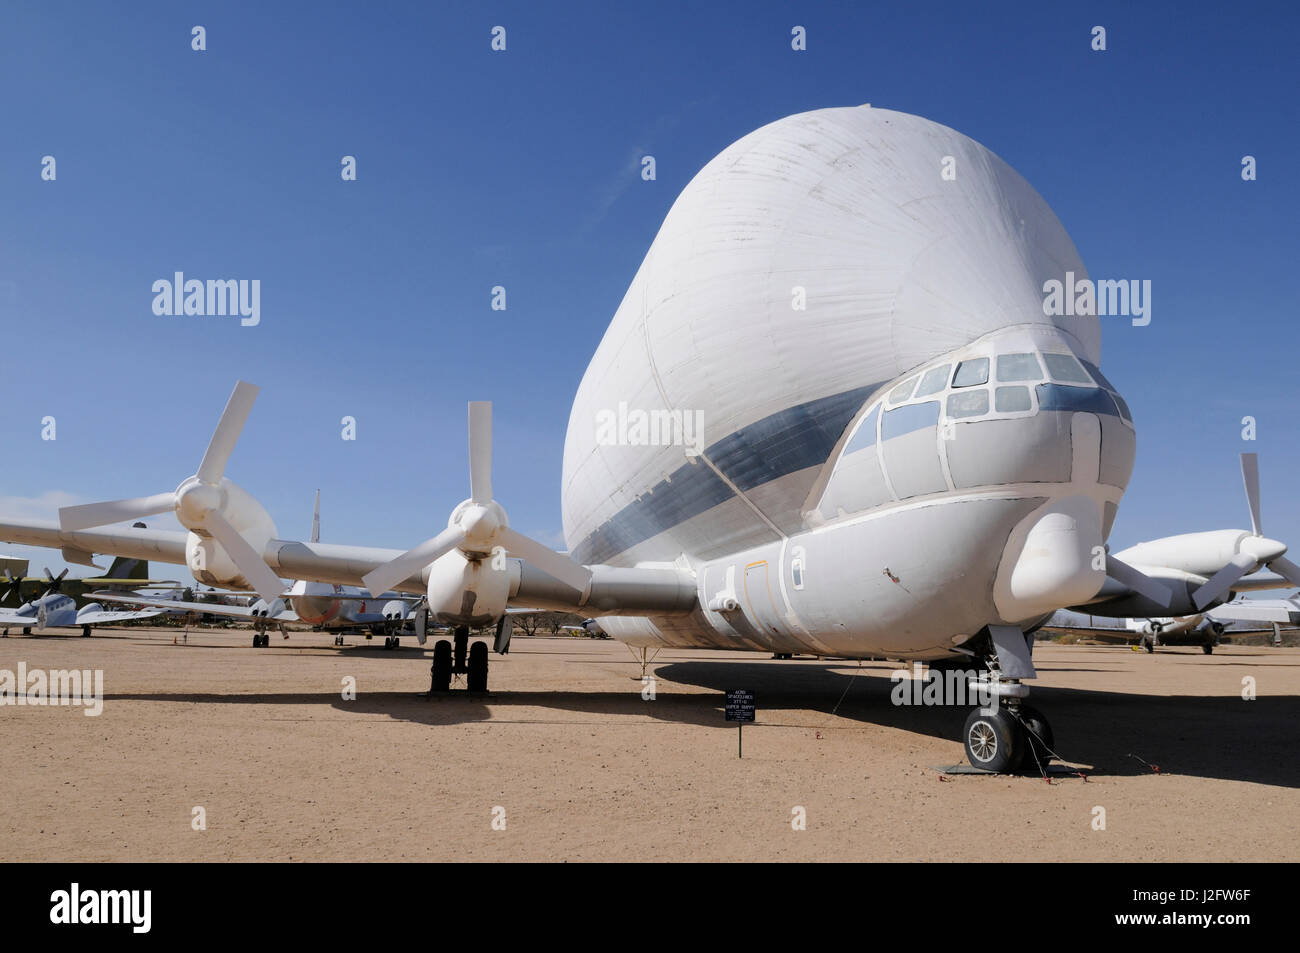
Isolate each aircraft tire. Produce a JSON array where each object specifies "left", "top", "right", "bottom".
[
  {"left": 963, "top": 707, "right": 1024, "bottom": 774},
  {"left": 431, "top": 639, "right": 453, "bottom": 693},
  {"left": 467, "top": 641, "right": 488, "bottom": 693},
  {"left": 1017, "top": 704, "right": 1054, "bottom": 772}
]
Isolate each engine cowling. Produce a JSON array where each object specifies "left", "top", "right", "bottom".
[
  {"left": 185, "top": 480, "right": 278, "bottom": 592},
  {"left": 1115, "top": 530, "right": 1254, "bottom": 580},
  {"left": 426, "top": 550, "right": 511, "bottom": 626}
]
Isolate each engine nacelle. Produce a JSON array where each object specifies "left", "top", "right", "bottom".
[
  {"left": 1114, "top": 530, "right": 1252, "bottom": 579},
  {"left": 249, "top": 597, "right": 287, "bottom": 618},
  {"left": 426, "top": 549, "right": 511, "bottom": 626},
  {"left": 185, "top": 479, "right": 278, "bottom": 592},
  {"left": 381, "top": 599, "right": 408, "bottom": 621}
]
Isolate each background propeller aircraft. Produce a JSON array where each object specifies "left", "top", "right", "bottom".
[
  {"left": 3, "top": 106, "right": 1298, "bottom": 771},
  {"left": 1042, "top": 595, "right": 1299, "bottom": 654},
  {"left": 96, "top": 581, "right": 423, "bottom": 648},
  {"left": 0, "top": 570, "right": 166, "bottom": 637},
  {"left": 0, "top": 551, "right": 179, "bottom": 608}
]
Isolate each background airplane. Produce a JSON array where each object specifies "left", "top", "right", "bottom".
[
  {"left": 97, "top": 581, "right": 421, "bottom": 648},
  {"left": 0, "top": 585, "right": 165, "bottom": 637},
  {"left": 1040, "top": 596, "right": 1299, "bottom": 653}
]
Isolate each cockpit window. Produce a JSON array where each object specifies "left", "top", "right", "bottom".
[
  {"left": 952, "top": 358, "right": 989, "bottom": 388},
  {"left": 842, "top": 404, "right": 881, "bottom": 454},
  {"left": 996, "top": 353, "right": 1042, "bottom": 382},
  {"left": 947, "top": 390, "right": 988, "bottom": 418},
  {"left": 913, "top": 364, "right": 951, "bottom": 397},
  {"left": 995, "top": 385, "right": 1032, "bottom": 413},
  {"left": 1111, "top": 393, "right": 1132, "bottom": 422},
  {"left": 1081, "top": 360, "right": 1115, "bottom": 391},
  {"left": 889, "top": 376, "right": 918, "bottom": 404},
  {"left": 1043, "top": 353, "right": 1091, "bottom": 384}
]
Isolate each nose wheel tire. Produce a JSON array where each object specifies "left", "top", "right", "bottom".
[
  {"left": 963, "top": 707, "right": 1025, "bottom": 774},
  {"left": 1016, "top": 704, "right": 1055, "bottom": 772}
]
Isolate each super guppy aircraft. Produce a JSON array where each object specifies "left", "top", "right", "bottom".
[{"left": 5, "top": 106, "right": 1297, "bottom": 772}]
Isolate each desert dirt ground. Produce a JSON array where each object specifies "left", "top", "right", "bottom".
[{"left": 2, "top": 626, "right": 1298, "bottom": 862}]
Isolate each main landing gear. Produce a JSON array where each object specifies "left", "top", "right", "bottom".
[{"left": 429, "top": 625, "right": 489, "bottom": 694}]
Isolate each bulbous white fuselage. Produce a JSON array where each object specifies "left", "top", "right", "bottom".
[{"left": 560, "top": 106, "right": 1133, "bottom": 659}]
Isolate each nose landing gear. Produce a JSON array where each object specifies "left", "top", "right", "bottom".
[{"left": 960, "top": 625, "right": 1056, "bottom": 774}]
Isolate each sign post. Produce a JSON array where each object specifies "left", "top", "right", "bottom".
[{"left": 724, "top": 689, "right": 755, "bottom": 758}]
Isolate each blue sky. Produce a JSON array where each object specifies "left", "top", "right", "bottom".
[{"left": 1, "top": 1, "right": 1297, "bottom": 578}]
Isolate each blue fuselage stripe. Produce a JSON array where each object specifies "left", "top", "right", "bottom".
[{"left": 570, "top": 383, "right": 879, "bottom": 564}]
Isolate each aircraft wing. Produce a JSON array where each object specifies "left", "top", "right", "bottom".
[
  {"left": 0, "top": 518, "right": 698, "bottom": 614},
  {"left": 0, "top": 609, "right": 37, "bottom": 626},
  {"left": 76, "top": 608, "right": 166, "bottom": 625},
  {"left": 1208, "top": 599, "right": 1300, "bottom": 625},
  {"left": 94, "top": 593, "right": 301, "bottom": 623},
  {"left": 1222, "top": 573, "right": 1299, "bottom": 594}
]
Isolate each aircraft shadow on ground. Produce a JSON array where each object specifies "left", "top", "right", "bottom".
[{"left": 87, "top": 655, "right": 1300, "bottom": 788}]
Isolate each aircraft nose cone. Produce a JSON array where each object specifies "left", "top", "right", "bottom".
[{"left": 1242, "top": 536, "right": 1287, "bottom": 563}]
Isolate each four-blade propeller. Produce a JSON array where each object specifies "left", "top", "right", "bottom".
[
  {"left": 1, "top": 569, "right": 26, "bottom": 604},
  {"left": 57, "top": 381, "right": 286, "bottom": 603},
  {"left": 362, "top": 402, "right": 593, "bottom": 598},
  {"left": 1192, "top": 453, "right": 1300, "bottom": 609}
]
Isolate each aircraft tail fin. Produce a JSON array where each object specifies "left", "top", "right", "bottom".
[{"left": 105, "top": 555, "right": 149, "bottom": 581}]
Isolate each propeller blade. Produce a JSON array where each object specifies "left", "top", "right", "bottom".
[
  {"left": 197, "top": 381, "right": 259, "bottom": 484},
  {"left": 362, "top": 525, "right": 467, "bottom": 598},
  {"left": 468, "top": 401, "right": 493, "bottom": 505},
  {"left": 1269, "top": 555, "right": 1300, "bottom": 588},
  {"left": 204, "top": 510, "right": 285, "bottom": 604},
  {"left": 1106, "top": 555, "right": 1174, "bottom": 608},
  {"left": 1241, "top": 452, "right": 1262, "bottom": 538},
  {"left": 1193, "top": 551, "right": 1258, "bottom": 610},
  {"left": 498, "top": 527, "right": 593, "bottom": 592},
  {"left": 59, "top": 492, "right": 175, "bottom": 532}
]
